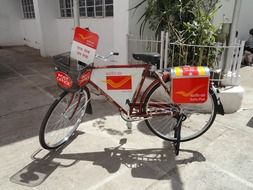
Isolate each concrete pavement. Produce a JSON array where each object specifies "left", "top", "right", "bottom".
[{"left": 0, "top": 46, "right": 253, "bottom": 190}]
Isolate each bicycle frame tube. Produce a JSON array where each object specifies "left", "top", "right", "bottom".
[
  {"left": 86, "top": 64, "right": 151, "bottom": 115},
  {"left": 86, "top": 63, "right": 171, "bottom": 117},
  {"left": 138, "top": 71, "right": 172, "bottom": 115}
]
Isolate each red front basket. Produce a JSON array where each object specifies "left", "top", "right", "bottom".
[{"left": 171, "top": 66, "right": 210, "bottom": 104}]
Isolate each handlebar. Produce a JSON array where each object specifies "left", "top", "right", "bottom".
[{"left": 95, "top": 52, "right": 119, "bottom": 62}]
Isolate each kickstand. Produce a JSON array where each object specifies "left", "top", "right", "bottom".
[{"left": 173, "top": 114, "right": 184, "bottom": 156}]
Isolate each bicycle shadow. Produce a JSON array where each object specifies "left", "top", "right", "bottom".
[
  {"left": 10, "top": 136, "right": 205, "bottom": 187},
  {"left": 10, "top": 131, "right": 84, "bottom": 187},
  {"left": 83, "top": 99, "right": 135, "bottom": 136}
]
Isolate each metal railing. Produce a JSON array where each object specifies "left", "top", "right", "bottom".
[
  {"left": 128, "top": 32, "right": 245, "bottom": 86},
  {"left": 128, "top": 34, "right": 161, "bottom": 64}
]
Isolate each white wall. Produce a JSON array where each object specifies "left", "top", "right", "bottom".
[
  {"left": 20, "top": 19, "right": 40, "bottom": 49},
  {"left": 0, "top": 0, "right": 125, "bottom": 61},
  {"left": 33, "top": 0, "right": 114, "bottom": 58},
  {"left": 128, "top": 0, "right": 154, "bottom": 38},
  {"left": 237, "top": 0, "right": 252, "bottom": 41},
  {"left": 55, "top": 19, "right": 74, "bottom": 54},
  {"left": 213, "top": 0, "right": 235, "bottom": 25},
  {"left": 113, "top": 0, "right": 129, "bottom": 63},
  {"left": 35, "top": 0, "right": 59, "bottom": 56},
  {"left": 55, "top": 2, "right": 122, "bottom": 63},
  {"left": 213, "top": 0, "right": 252, "bottom": 42},
  {"left": 55, "top": 18, "right": 114, "bottom": 56},
  {"left": 0, "top": 0, "right": 23, "bottom": 46}
]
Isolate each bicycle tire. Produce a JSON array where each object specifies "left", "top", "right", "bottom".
[
  {"left": 143, "top": 81, "right": 217, "bottom": 142},
  {"left": 39, "top": 88, "right": 90, "bottom": 149}
]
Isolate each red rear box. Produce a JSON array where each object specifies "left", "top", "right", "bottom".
[{"left": 171, "top": 66, "right": 210, "bottom": 104}]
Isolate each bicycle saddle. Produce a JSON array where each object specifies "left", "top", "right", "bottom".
[{"left": 132, "top": 52, "right": 160, "bottom": 65}]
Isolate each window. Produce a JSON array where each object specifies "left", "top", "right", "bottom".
[
  {"left": 60, "top": 0, "right": 74, "bottom": 17},
  {"left": 21, "top": 0, "right": 35, "bottom": 19},
  {"left": 104, "top": 0, "right": 113, "bottom": 17},
  {"left": 60, "top": 0, "right": 113, "bottom": 18}
]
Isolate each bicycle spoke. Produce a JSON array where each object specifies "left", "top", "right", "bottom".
[
  {"left": 41, "top": 89, "right": 90, "bottom": 149},
  {"left": 144, "top": 83, "right": 217, "bottom": 142}
]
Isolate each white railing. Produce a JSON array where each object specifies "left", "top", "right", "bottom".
[{"left": 128, "top": 32, "right": 245, "bottom": 86}]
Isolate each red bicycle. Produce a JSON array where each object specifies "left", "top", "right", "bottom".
[{"left": 39, "top": 50, "right": 224, "bottom": 155}]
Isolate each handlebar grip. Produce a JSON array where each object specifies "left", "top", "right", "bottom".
[{"left": 113, "top": 52, "right": 119, "bottom": 56}]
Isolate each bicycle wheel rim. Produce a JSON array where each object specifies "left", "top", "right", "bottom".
[
  {"left": 144, "top": 83, "right": 217, "bottom": 142},
  {"left": 43, "top": 90, "right": 88, "bottom": 148}
]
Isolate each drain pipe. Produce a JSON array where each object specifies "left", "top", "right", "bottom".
[
  {"left": 224, "top": 0, "right": 242, "bottom": 75},
  {"left": 73, "top": 0, "right": 80, "bottom": 27},
  {"left": 228, "top": 0, "right": 242, "bottom": 47},
  {"left": 222, "top": 0, "right": 242, "bottom": 86},
  {"left": 73, "top": 0, "right": 81, "bottom": 70}
]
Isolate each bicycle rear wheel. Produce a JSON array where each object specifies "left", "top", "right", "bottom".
[
  {"left": 143, "top": 82, "right": 217, "bottom": 142},
  {"left": 39, "top": 88, "right": 90, "bottom": 149}
]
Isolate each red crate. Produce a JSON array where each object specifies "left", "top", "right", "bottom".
[{"left": 171, "top": 66, "right": 210, "bottom": 104}]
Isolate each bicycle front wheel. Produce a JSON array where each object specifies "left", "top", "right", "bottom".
[
  {"left": 39, "top": 88, "right": 90, "bottom": 149},
  {"left": 144, "top": 82, "right": 217, "bottom": 142}
]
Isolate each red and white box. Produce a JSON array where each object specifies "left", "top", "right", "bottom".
[
  {"left": 171, "top": 66, "right": 210, "bottom": 104},
  {"left": 71, "top": 27, "right": 99, "bottom": 65}
]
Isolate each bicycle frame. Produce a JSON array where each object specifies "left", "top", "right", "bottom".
[
  {"left": 41, "top": 55, "right": 224, "bottom": 153},
  {"left": 84, "top": 63, "right": 171, "bottom": 117}
]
